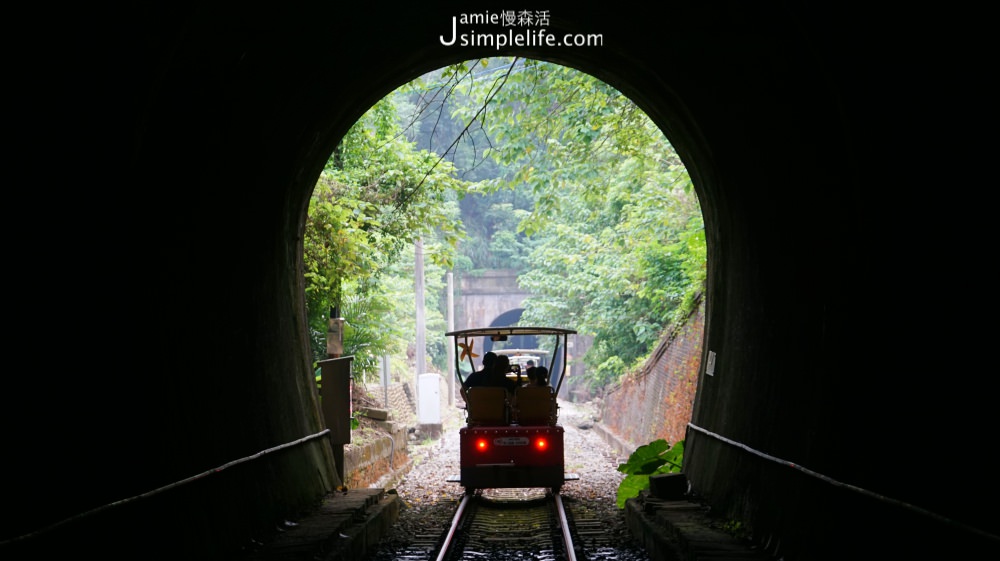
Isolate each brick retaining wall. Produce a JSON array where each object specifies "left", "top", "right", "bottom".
[
  {"left": 599, "top": 296, "right": 704, "bottom": 455},
  {"left": 345, "top": 376, "right": 455, "bottom": 487}
]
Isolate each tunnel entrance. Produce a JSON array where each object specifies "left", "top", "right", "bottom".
[{"left": 304, "top": 56, "right": 707, "bottom": 411}]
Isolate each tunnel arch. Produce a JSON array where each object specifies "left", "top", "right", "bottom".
[
  {"left": 302, "top": 53, "right": 713, "bottom": 398},
  {"left": 204, "top": 10, "right": 846, "bottom": 557},
  {"left": 488, "top": 308, "right": 525, "bottom": 329},
  {"left": 312, "top": 50, "right": 704, "bottom": 380},
  {"left": 222, "top": 13, "right": 995, "bottom": 555},
  {"left": 291, "top": 46, "right": 719, "bottom": 295}
]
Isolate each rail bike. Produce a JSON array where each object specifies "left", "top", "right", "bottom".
[{"left": 446, "top": 326, "right": 580, "bottom": 495}]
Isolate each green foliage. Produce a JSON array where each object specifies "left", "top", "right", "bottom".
[
  {"left": 339, "top": 280, "right": 402, "bottom": 381},
  {"left": 399, "top": 60, "right": 535, "bottom": 271},
  {"left": 616, "top": 439, "right": 684, "bottom": 508},
  {"left": 308, "top": 57, "right": 706, "bottom": 391},
  {"left": 425, "top": 57, "right": 706, "bottom": 390},
  {"left": 721, "top": 519, "right": 748, "bottom": 539},
  {"left": 304, "top": 94, "right": 470, "bottom": 377}
]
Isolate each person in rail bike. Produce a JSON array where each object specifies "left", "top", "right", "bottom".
[
  {"left": 461, "top": 351, "right": 497, "bottom": 404},
  {"left": 524, "top": 365, "right": 537, "bottom": 386},
  {"left": 482, "top": 353, "right": 519, "bottom": 393},
  {"left": 530, "top": 366, "right": 550, "bottom": 387}
]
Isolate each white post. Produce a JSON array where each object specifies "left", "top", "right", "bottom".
[
  {"left": 414, "top": 239, "right": 426, "bottom": 412},
  {"left": 447, "top": 271, "right": 455, "bottom": 405}
]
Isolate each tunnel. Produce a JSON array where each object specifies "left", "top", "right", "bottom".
[{"left": 5, "top": 4, "right": 996, "bottom": 560}]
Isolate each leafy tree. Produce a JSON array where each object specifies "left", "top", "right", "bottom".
[
  {"left": 314, "top": 57, "right": 706, "bottom": 391},
  {"left": 304, "top": 96, "right": 468, "bottom": 380},
  {"left": 400, "top": 60, "right": 535, "bottom": 271},
  {"left": 436, "top": 57, "right": 705, "bottom": 389}
]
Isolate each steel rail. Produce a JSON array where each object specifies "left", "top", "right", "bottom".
[
  {"left": 435, "top": 493, "right": 471, "bottom": 561},
  {"left": 435, "top": 492, "right": 578, "bottom": 561},
  {"left": 554, "top": 493, "right": 578, "bottom": 561}
]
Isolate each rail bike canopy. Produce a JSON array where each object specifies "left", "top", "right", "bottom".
[{"left": 447, "top": 326, "right": 577, "bottom": 395}]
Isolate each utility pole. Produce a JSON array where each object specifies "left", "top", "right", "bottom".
[
  {"left": 327, "top": 304, "right": 344, "bottom": 359},
  {"left": 414, "top": 239, "right": 426, "bottom": 408},
  {"left": 446, "top": 271, "right": 454, "bottom": 405}
]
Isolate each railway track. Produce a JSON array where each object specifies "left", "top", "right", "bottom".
[
  {"left": 385, "top": 488, "right": 581, "bottom": 561},
  {"left": 438, "top": 489, "right": 579, "bottom": 561},
  {"left": 379, "top": 328, "right": 641, "bottom": 561}
]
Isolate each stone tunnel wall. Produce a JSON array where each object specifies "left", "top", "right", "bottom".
[{"left": 597, "top": 296, "right": 705, "bottom": 458}]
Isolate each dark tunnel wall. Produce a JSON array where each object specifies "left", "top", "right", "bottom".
[{"left": 5, "top": 3, "right": 996, "bottom": 560}]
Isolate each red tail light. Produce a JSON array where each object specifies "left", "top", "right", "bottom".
[
  {"left": 476, "top": 438, "right": 489, "bottom": 452},
  {"left": 534, "top": 437, "right": 548, "bottom": 451}
]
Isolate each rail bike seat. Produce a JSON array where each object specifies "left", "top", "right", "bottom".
[
  {"left": 513, "top": 385, "right": 557, "bottom": 426},
  {"left": 465, "top": 386, "right": 510, "bottom": 426}
]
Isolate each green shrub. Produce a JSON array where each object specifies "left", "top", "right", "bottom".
[{"left": 615, "top": 438, "right": 684, "bottom": 508}]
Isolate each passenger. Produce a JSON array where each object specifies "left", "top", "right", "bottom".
[
  {"left": 521, "top": 360, "right": 535, "bottom": 385},
  {"left": 531, "top": 366, "right": 550, "bottom": 387},
  {"left": 524, "top": 366, "right": 538, "bottom": 386},
  {"left": 465, "top": 351, "right": 497, "bottom": 389},
  {"left": 483, "top": 354, "right": 519, "bottom": 393}
]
